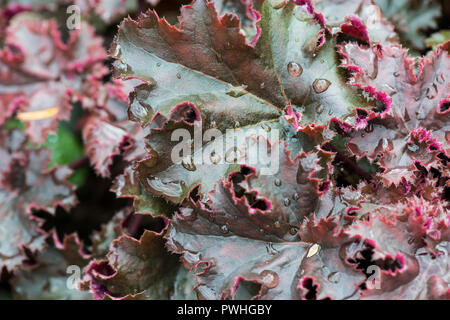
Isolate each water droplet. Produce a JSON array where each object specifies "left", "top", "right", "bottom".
[
  {"left": 209, "top": 151, "right": 221, "bottom": 164},
  {"left": 182, "top": 156, "right": 196, "bottom": 171},
  {"left": 274, "top": 179, "right": 282, "bottom": 187},
  {"left": 315, "top": 104, "right": 324, "bottom": 114},
  {"left": 293, "top": 193, "right": 300, "bottom": 200},
  {"left": 283, "top": 198, "right": 291, "bottom": 207},
  {"left": 327, "top": 271, "right": 341, "bottom": 283},
  {"left": 393, "top": 71, "right": 400, "bottom": 77},
  {"left": 274, "top": 221, "right": 281, "bottom": 228},
  {"left": 260, "top": 82, "right": 265, "bottom": 89},
  {"left": 220, "top": 224, "right": 229, "bottom": 234},
  {"left": 260, "top": 270, "right": 279, "bottom": 288},
  {"left": 312, "top": 79, "right": 331, "bottom": 94},
  {"left": 307, "top": 243, "right": 320, "bottom": 258},
  {"left": 288, "top": 62, "right": 303, "bottom": 77},
  {"left": 176, "top": 73, "right": 181, "bottom": 79}
]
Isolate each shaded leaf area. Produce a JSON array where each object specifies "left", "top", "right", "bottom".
[
  {"left": 11, "top": 234, "right": 93, "bottom": 300},
  {"left": 0, "top": 15, "right": 108, "bottom": 143},
  {"left": 33, "top": 174, "right": 131, "bottom": 250},
  {"left": 83, "top": 218, "right": 196, "bottom": 300},
  {"left": 0, "top": 128, "right": 76, "bottom": 271},
  {"left": 374, "top": 0, "right": 441, "bottom": 52},
  {"left": 0, "top": 73, "right": 143, "bottom": 273},
  {"left": 11, "top": 207, "right": 139, "bottom": 300}
]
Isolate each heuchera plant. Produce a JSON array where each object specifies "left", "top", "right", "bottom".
[{"left": 0, "top": 0, "right": 448, "bottom": 300}]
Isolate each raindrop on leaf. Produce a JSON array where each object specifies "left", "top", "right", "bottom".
[
  {"left": 288, "top": 62, "right": 303, "bottom": 77},
  {"left": 312, "top": 79, "right": 331, "bottom": 94},
  {"left": 327, "top": 272, "right": 341, "bottom": 283}
]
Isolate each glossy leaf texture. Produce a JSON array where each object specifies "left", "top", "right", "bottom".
[
  {"left": 110, "top": 0, "right": 383, "bottom": 206},
  {"left": 0, "top": 0, "right": 448, "bottom": 301}
]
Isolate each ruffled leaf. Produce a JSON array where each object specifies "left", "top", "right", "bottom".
[
  {"left": 374, "top": 0, "right": 441, "bottom": 50},
  {"left": 0, "top": 130, "right": 76, "bottom": 271},
  {"left": 112, "top": 0, "right": 371, "bottom": 129},
  {"left": 0, "top": 16, "right": 107, "bottom": 143}
]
